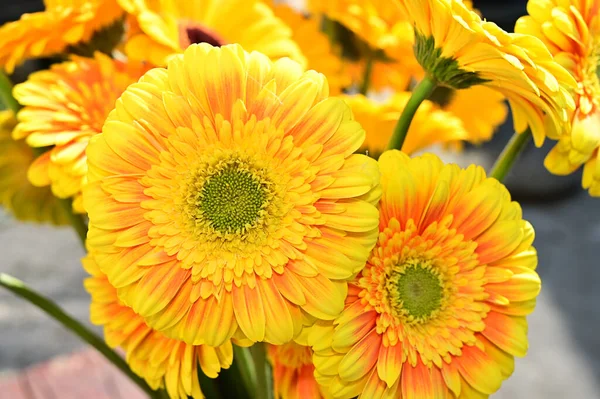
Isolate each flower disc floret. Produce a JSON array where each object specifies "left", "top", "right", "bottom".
[{"left": 83, "top": 43, "right": 381, "bottom": 347}]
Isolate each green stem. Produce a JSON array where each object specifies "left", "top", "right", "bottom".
[
  {"left": 58, "top": 197, "right": 87, "bottom": 247},
  {"left": 386, "top": 75, "right": 438, "bottom": 151},
  {"left": 0, "top": 273, "right": 162, "bottom": 398},
  {"left": 233, "top": 345, "right": 257, "bottom": 395},
  {"left": 0, "top": 70, "right": 21, "bottom": 114},
  {"left": 489, "top": 128, "right": 532, "bottom": 183},
  {"left": 251, "top": 343, "right": 273, "bottom": 399},
  {"left": 359, "top": 55, "right": 374, "bottom": 96}
]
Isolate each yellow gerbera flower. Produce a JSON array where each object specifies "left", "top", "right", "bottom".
[
  {"left": 83, "top": 44, "right": 381, "bottom": 347},
  {"left": 0, "top": 111, "right": 67, "bottom": 224},
  {"left": 268, "top": 341, "right": 325, "bottom": 399},
  {"left": 345, "top": 94, "right": 468, "bottom": 157},
  {"left": 83, "top": 252, "right": 232, "bottom": 399},
  {"left": 400, "top": 0, "right": 576, "bottom": 147},
  {"left": 0, "top": 0, "right": 123, "bottom": 73},
  {"left": 309, "top": 0, "right": 420, "bottom": 92},
  {"left": 120, "top": 0, "right": 304, "bottom": 67},
  {"left": 441, "top": 85, "right": 509, "bottom": 146},
  {"left": 311, "top": 151, "right": 540, "bottom": 398},
  {"left": 270, "top": 4, "right": 350, "bottom": 95},
  {"left": 12, "top": 53, "right": 148, "bottom": 213},
  {"left": 516, "top": 0, "right": 600, "bottom": 196}
]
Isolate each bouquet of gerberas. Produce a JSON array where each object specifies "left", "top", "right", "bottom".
[{"left": 0, "top": 0, "right": 595, "bottom": 397}]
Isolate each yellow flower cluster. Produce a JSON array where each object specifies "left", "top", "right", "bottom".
[{"left": 0, "top": 0, "right": 595, "bottom": 398}]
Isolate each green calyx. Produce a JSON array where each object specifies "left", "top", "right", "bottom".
[
  {"left": 414, "top": 29, "right": 489, "bottom": 90},
  {"left": 200, "top": 166, "right": 267, "bottom": 234}
]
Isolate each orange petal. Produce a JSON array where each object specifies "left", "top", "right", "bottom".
[
  {"left": 338, "top": 328, "right": 381, "bottom": 382},
  {"left": 377, "top": 344, "right": 403, "bottom": 387},
  {"left": 232, "top": 283, "right": 266, "bottom": 342}
]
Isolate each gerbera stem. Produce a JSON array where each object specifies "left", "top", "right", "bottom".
[
  {"left": 0, "top": 70, "right": 21, "bottom": 114},
  {"left": 0, "top": 273, "right": 164, "bottom": 399},
  {"left": 359, "top": 55, "right": 374, "bottom": 95},
  {"left": 232, "top": 345, "right": 258, "bottom": 396},
  {"left": 489, "top": 128, "right": 532, "bottom": 182},
  {"left": 58, "top": 197, "right": 88, "bottom": 246},
  {"left": 251, "top": 343, "right": 274, "bottom": 399},
  {"left": 387, "top": 75, "right": 438, "bottom": 151}
]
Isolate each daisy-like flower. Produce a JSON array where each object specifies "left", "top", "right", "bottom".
[
  {"left": 439, "top": 86, "right": 509, "bottom": 146},
  {"left": 83, "top": 252, "right": 232, "bottom": 399},
  {"left": 120, "top": 0, "right": 304, "bottom": 67},
  {"left": 268, "top": 340, "right": 325, "bottom": 399},
  {"left": 309, "top": 0, "right": 420, "bottom": 92},
  {"left": 311, "top": 151, "right": 541, "bottom": 398},
  {"left": 516, "top": 0, "right": 600, "bottom": 195},
  {"left": 0, "top": 111, "right": 67, "bottom": 225},
  {"left": 83, "top": 44, "right": 381, "bottom": 347},
  {"left": 12, "top": 53, "right": 148, "bottom": 213},
  {"left": 270, "top": 4, "right": 350, "bottom": 95},
  {"left": 0, "top": 0, "right": 123, "bottom": 73},
  {"left": 400, "top": 0, "right": 576, "bottom": 146},
  {"left": 345, "top": 93, "right": 468, "bottom": 157}
]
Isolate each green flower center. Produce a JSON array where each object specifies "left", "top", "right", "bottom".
[
  {"left": 387, "top": 260, "right": 445, "bottom": 323},
  {"left": 200, "top": 166, "right": 267, "bottom": 234}
]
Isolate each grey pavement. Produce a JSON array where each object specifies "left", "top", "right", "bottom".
[{"left": 0, "top": 187, "right": 599, "bottom": 398}]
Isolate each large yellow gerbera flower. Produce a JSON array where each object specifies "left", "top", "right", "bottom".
[
  {"left": 0, "top": 0, "right": 123, "bottom": 73},
  {"left": 400, "top": 0, "right": 576, "bottom": 147},
  {"left": 120, "top": 0, "right": 304, "bottom": 67},
  {"left": 268, "top": 340, "right": 325, "bottom": 399},
  {"left": 345, "top": 94, "right": 468, "bottom": 157},
  {"left": 83, "top": 44, "right": 381, "bottom": 347},
  {"left": 12, "top": 53, "right": 148, "bottom": 213},
  {"left": 83, "top": 252, "right": 232, "bottom": 399},
  {"left": 516, "top": 0, "right": 600, "bottom": 196},
  {"left": 311, "top": 151, "right": 541, "bottom": 398},
  {"left": 0, "top": 111, "right": 67, "bottom": 224},
  {"left": 270, "top": 3, "right": 350, "bottom": 95}
]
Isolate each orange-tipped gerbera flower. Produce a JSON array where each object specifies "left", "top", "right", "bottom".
[
  {"left": 311, "top": 151, "right": 540, "bottom": 398},
  {"left": 83, "top": 43, "right": 381, "bottom": 347},
  {"left": 268, "top": 341, "right": 325, "bottom": 399},
  {"left": 12, "top": 53, "right": 149, "bottom": 213},
  {"left": 270, "top": 3, "right": 350, "bottom": 95},
  {"left": 399, "top": 0, "right": 576, "bottom": 147},
  {"left": 83, "top": 252, "right": 232, "bottom": 399},
  {"left": 0, "top": 111, "right": 67, "bottom": 225},
  {"left": 119, "top": 0, "right": 303, "bottom": 67},
  {"left": 0, "top": 0, "right": 123, "bottom": 73},
  {"left": 516, "top": 0, "right": 600, "bottom": 196},
  {"left": 345, "top": 94, "right": 468, "bottom": 157},
  {"left": 309, "top": 0, "right": 420, "bottom": 92}
]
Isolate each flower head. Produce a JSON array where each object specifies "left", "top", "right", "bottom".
[
  {"left": 516, "top": 0, "right": 600, "bottom": 195},
  {"left": 13, "top": 53, "right": 148, "bottom": 212},
  {"left": 268, "top": 341, "right": 325, "bottom": 399},
  {"left": 270, "top": 4, "right": 350, "bottom": 95},
  {"left": 345, "top": 93, "right": 468, "bottom": 157},
  {"left": 438, "top": 85, "right": 509, "bottom": 146},
  {"left": 83, "top": 43, "right": 381, "bottom": 347},
  {"left": 309, "top": 0, "right": 421, "bottom": 92},
  {"left": 400, "top": 0, "right": 576, "bottom": 146},
  {"left": 120, "top": 0, "right": 303, "bottom": 66},
  {"left": 0, "top": 0, "right": 123, "bottom": 73},
  {"left": 311, "top": 151, "right": 540, "bottom": 398},
  {"left": 83, "top": 252, "right": 232, "bottom": 399},
  {"left": 0, "top": 111, "right": 67, "bottom": 225}
]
